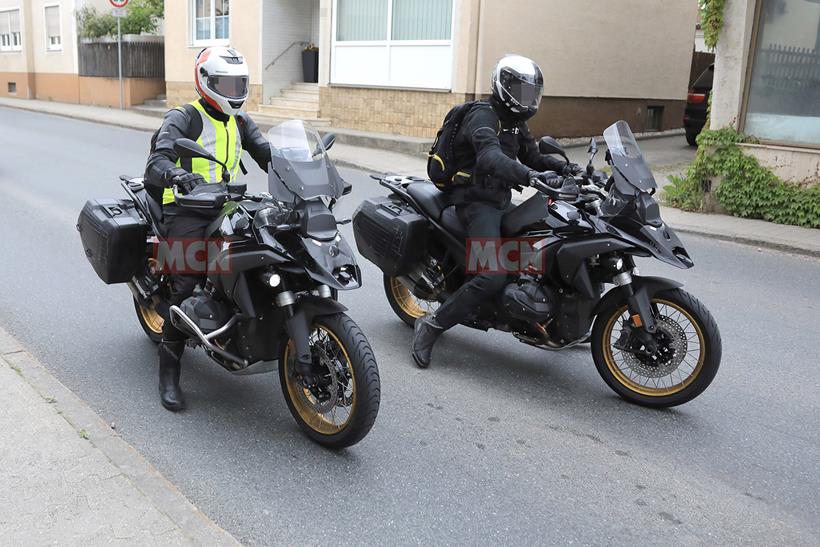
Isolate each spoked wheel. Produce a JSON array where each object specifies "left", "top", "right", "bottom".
[
  {"left": 134, "top": 298, "right": 164, "bottom": 343},
  {"left": 591, "top": 288, "right": 721, "bottom": 408},
  {"left": 384, "top": 275, "right": 439, "bottom": 327},
  {"left": 279, "top": 313, "right": 380, "bottom": 449}
]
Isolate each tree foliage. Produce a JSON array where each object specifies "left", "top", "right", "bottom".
[{"left": 78, "top": 0, "right": 163, "bottom": 39}]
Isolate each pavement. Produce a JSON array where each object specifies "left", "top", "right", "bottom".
[
  {"left": 2, "top": 96, "right": 815, "bottom": 257},
  {"left": 0, "top": 328, "right": 238, "bottom": 545},
  {"left": 1, "top": 106, "right": 819, "bottom": 545}
]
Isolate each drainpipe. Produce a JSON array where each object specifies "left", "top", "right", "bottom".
[{"left": 471, "top": 0, "right": 485, "bottom": 100}]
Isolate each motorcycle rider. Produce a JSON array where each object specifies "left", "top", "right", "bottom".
[
  {"left": 412, "top": 54, "right": 583, "bottom": 368},
  {"left": 144, "top": 47, "right": 271, "bottom": 411}
]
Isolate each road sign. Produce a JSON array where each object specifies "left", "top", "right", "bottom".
[
  {"left": 109, "top": 0, "right": 129, "bottom": 7},
  {"left": 111, "top": 7, "right": 126, "bottom": 17}
]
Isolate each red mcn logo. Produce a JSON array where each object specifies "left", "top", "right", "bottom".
[
  {"left": 152, "top": 238, "right": 232, "bottom": 274},
  {"left": 465, "top": 237, "right": 547, "bottom": 274}
]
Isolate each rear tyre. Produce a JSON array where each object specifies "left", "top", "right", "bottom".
[
  {"left": 591, "top": 288, "right": 721, "bottom": 408},
  {"left": 279, "top": 312, "right": 380, "bottom": 449},
  {"left": 383, "top": 275, "right": 438, "bottom": 327},
  {"left": 134, "top": 298, "right": 164, "bottom": 344}
]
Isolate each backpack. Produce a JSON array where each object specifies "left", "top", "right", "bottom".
[{"left": 427, "top": 100, "right": 486, "bottom": 191}]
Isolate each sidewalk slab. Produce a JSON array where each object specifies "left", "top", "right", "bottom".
[
  {"left": 0, "top": 326, "right": 239, "bottom": 545},
  {"left": 0, "top": 97, "right": 158, "bottom": 132},
  {"left": 660, "top": 207, "right": 820, "bottom": 257}
]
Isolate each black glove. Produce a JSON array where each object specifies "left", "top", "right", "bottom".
[
  {"left": 562, "top": 162, "right": 584, "bottom": 176},
  {"left": 528, "top": 170, "right": 563, "bottom": 189},
  {"left": 165, "top": 168, "right": 205, "bottom": 195}
]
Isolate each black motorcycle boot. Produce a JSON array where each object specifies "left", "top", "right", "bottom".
[
  {"left": 158, "top": 340, "right": 186, "bottom": 411},
  {"left": 412, "top": 314, "right": 445, "bottom": 369}
]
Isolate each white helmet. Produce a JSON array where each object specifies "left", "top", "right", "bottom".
[
  {"left": 491, "top": 54, "right": 544, "bottom": 120},
  {"left": 194, "top": 46, "right": 250, "bottom": 116}
]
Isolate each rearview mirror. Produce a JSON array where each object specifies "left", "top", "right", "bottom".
[
  {"left": 587, "top": 137, "right": 598, "bottom": 155},
  {"left": 538, "top": 136, "right": 569, "bottom": 163},
  {"left": 342, "top": 180, "right": 353, "bottom": 195},
  {"left": 174, "top": 138, "right": 216, "bottom": 162},
  {"left": 322, "top": 132, "right": 336, "bottom": 151}
]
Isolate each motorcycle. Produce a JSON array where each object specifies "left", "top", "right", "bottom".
[
  {"left": 352, "top": 120, "right": 720, "bottom": 408},
  {"left": 78, "top": 120, "right": 380, "bottom": 448}
]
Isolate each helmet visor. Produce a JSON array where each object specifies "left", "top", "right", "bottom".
[
  {"left": 207, "top": 75, "right": 249, "bottom": 99},
  {"left": 506, "top": 79, "right": 543, "bottom": 109}
]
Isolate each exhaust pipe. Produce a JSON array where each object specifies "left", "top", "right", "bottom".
[{"left": 169, "top": 305, "right": 248, "bottom": 368}]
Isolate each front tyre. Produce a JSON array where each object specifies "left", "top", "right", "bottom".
[
  {"left": 591, "top": 288, "right": 721, "bottom": 408},
  {"left": 279, "top": 313, "right": 380, "bottom": 448}
]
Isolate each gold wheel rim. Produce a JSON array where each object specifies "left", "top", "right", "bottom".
[
  {"left": 283, "top": 325, "right": 356, "bottom": 435},
  {"left": 138, "top": 303, "right": 164, "bottom": 335},
  {"left": 388, "top": 277, "right": 426, "bottom": 319},
  {"left": 603, "top": 299, "right": 705, "bottom": 397}
]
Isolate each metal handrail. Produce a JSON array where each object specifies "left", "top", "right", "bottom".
[{"left": 265, "top": 41, "right": 309, "bottom": 70}]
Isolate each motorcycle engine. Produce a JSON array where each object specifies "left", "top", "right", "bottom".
[
  {"left": 179, "top": 292, "right": 231, "bottom": 334},
  {"left": 500, "top": 280, "right": 556, "bottom": 323}
]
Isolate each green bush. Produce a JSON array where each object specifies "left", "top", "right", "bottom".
[
  {"left": 663, "top": 128, "right": 820, "bottom": 229},
  {"left": 78, "top": 0, "right": 163, "bottom": 39}
]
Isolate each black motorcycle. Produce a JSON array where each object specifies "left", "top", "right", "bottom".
[
  {"left": 353, "top": 120, "right": 720, "bottom": 408},
  {"left": 78, "top": 120, "right": 380, "bottom": 448}
]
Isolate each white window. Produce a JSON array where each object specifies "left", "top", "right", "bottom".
[
  {"left": 44, "top": 5, "right": 62, "bottom": 51},
  {"left": 332, "top": 0, "right": 454, "bottom": 89},
  {"left": 0, "top": 9, "right": 22, "bottom": 52},
  {"left": 744, "top": 0, "right": 820, "bottom": 146},
  {"left": 192, "top": 0, "right": 230, "bottom": 45}
]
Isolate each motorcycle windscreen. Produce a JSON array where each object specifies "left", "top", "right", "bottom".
[
  {"left": 267, "top": 120, "right": 344, "bottom": 202},
  {"left": 603, "top": 120, "right": 657, "bottom": 195}
]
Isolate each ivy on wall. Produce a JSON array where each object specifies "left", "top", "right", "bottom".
[
  {"left": 664, "top": 128, "right": 820, "bottom": 229},
  {"left": 699, "top": 0, "right": 726, "bottom": 49}
]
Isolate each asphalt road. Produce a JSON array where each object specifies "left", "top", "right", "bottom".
[{"left": 1, "top": 107, "right": 818, "bottom": 545}]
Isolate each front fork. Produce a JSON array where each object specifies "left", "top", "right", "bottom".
[
  {"left": 613, "top": 270, "right": 658, "bottom": 352},
  {"left": 277, "top": 286, "right": 337, "bottom": 387}
]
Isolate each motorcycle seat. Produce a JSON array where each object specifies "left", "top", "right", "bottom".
[{"left": 407, "top": 182, "right": 452, "bottom": 220}]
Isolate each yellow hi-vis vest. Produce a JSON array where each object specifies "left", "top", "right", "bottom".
[{"left": 162, "top": 100, "right": 243, "bottom": 205}]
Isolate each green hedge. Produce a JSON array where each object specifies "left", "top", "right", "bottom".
[{"left": 663, "top": 128, "right": 820, "bottom": 229}]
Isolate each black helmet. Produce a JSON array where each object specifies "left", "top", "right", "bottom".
[{"left": 491, "top": 55, "right": 544, "bottom": 120}]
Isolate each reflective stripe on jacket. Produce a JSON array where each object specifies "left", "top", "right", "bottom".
[{"left": 162, "top": 101, "right": 242, "bottom": 204}]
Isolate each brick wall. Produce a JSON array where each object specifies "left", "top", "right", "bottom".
[
  {"left": 320, "top": 86, "right": 467, "bottom": 138},
  {"left": 165, "top": 81, "right": 264, "bottom": 111}
]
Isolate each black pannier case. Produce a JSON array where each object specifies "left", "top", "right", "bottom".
[
  {"left": 77, "top": 198, "right": 148, "bottom": 284},
  {"left": 353, "top": 197, "right": 429, "bottom": 277}
]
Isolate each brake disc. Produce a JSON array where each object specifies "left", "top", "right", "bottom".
[
  {"left": 303, "top": 346, "right": 339, "bottom": 414},
  {"left": 622, "top": 316, "right": 688, "bottom": 378}
]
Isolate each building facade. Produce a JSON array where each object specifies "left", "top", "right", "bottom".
[
  {"left": 0, "top": 0, "right": 164, "bottom": 106},
  {"left": 163, "top": 0, "right": 699, "bottom": 139},
  {"left": 711, "top": 0, "right": 820, "bottom": 184}
]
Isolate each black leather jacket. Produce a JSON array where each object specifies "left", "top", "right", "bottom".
[
  {"left": 450, "top": 98, "right": 567, "bottom": 208},
  {"left": 144, "top": 99, "right": 271, "bottom": 200}
]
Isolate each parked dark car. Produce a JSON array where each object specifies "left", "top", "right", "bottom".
[{"left": 683, "top": 64, "right": 714, "bottom": 146}]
